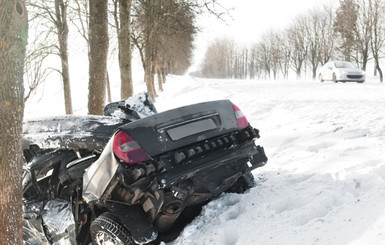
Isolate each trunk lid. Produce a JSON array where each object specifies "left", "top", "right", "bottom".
[{"left": 118, "top": 100, "right": 238, "bottom": 156}]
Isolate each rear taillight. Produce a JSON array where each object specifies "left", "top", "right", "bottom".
[
  {"left": 232, "top": 103, "right": 249, "bottom": 130},
  {"left": 113, "top": 131, "right": 150, "bottom": 165}
]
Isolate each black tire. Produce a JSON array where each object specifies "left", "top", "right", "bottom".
[
  {"left": 91, "top": 212, "right": 135, "bottom": 245},
  {"left": 226, "top": 173, "right": 255, "bottom": 194}
]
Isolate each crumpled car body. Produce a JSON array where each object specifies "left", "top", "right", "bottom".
[{"left": 22, "top": 93, "right": 267, "bottom": 244}]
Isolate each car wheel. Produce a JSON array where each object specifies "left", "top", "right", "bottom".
[
  {"left": 332, "top": 73, "right": 338, "bottom": 83},
  {"left": 91, "top": 212, "right": 134, "bottom": 245}
]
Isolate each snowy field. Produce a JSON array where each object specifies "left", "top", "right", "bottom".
[
  {"left": 155, "top": 76, "right": 385, "bottom": 245},
  {"left": 25, "top": 75, "right": 385, "bottom": 244}
]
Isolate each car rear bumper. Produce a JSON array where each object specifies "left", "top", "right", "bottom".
[{"left": 157, "top": 141, "right": 268, "bottom": 190}]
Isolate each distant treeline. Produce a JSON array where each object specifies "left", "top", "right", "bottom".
[{"left": 196, "top": 0, "right": 385, "bottom": 82}]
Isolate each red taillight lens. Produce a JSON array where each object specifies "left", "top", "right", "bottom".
[
  {"left": 113, "top": 131, "right": 150, "bottom": 165},
  {"left": 232, "top": 103, "right": 249, "bottom": 130}
]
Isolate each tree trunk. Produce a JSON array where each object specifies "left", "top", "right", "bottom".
[
  {"left": 296, "top": 67, "right": 301, "bottom": 79},
  {"left": 362, "top": 46, "right": 368, "bottom": 71},
  {"left": 376, "top": 60, "right": 383, "bottom": 82},
  {"left": 118, "top": 0, "right": 133, "bottom": 99},
  {"left": 144, "top": 37, "right": 156, "bottom": 101},
  {"left": 157, "top": 67, "right": 163, "bottom": 91},
  {"left": 0, "top": 1, "right": 28, "bottom": 244},
  {"left": 145, "top": 67, "right": 156, "bottom": 101},
  {"left": 378, "top": 67, "right": 383, "bottom": 82},
  {"left": 106, "top": 72, "right": 112, "bottom": 103},
  {"left": 312, "top": 66, "right": 317, "bottom": 80},
  {"left": 142, "top": 1, "right": 157, "bottom": 101},
  {"left": 88, "top": 0, "right": 109, "bottom": 115},
  {"left": 161, "top": 67, "right": 167, "bottom": 83},
  {"left": 151, "top": 59, "right": 157, "bottom": 97},
  {"left": 55, "top": 0, "right": 73, "bottom": 114}
]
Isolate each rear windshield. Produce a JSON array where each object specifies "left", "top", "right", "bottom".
[{"left": 334, "top": 62, "right": 357, "bottom": 69}]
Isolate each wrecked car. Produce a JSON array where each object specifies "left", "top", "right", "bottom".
[{"left": 22, "top": 93, "right": 267, "bottom": 244}]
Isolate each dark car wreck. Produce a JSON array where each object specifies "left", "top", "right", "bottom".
[{"left": 22, "top": 93, "right": 268, "bottom": 244}]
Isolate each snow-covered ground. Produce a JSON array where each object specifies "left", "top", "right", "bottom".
[
  {"left": 25, "top": 75, "right": 385, "bottom": 244},
  {"left": 154, "top": 76, "right": 385, "bottom": 245}
]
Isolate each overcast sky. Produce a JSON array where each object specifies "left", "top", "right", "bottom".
[
  {"left": 190, "top": 0, "right": 336, "bottom": 69},
  {"left": 199, "top": 0, "right": 336, "bottom": 43}
]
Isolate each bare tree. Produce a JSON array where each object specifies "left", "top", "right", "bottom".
[
  {"left": 132, "top": 0, "right": 157, "bottom": 100},
  {"left": 334, "top": 0, "right": 358, "bottom": 61},
  {"left": 197, "top": 3, "right": 338, "bottom": 80},
  {"left": 318, "top": 4, "right": 336, "bottom": 65},
  {"left": 112, "top": 0, "right": 133, "bottom": 99},
  {"left": 88, "top": 0, "right": 109, "bottom": 115},
  {"left": 248, "top": 45, "right": 258, "bottom": 79},
  {"left": 241, "top": 48, "right": 248, "bottom": 79},
  {"left": 278, "top": 31, "right": 291, "bottom": 79},
  {"left": 0, "top": 0, "right": 28, "bottom": 243},
  {"left": 23, "top": 27, "right": 54, "bottom": 102},
  {"left": 229, "top": 47, "right": 248, "bottom": 79},
  {"left": 55, "top": 0, "right": 73, "bottom": 114},
  {"left": 133, "top": 0, "right": 224, "bottom": 100},
  {"left": 266, "top": 30, "right": 281, "bottom": 80},
  {"left": 200, "top": 37, "right": 236, "bottom": 78},
  {"left": 28, "top": 0, "right": 73, "bottom": 114},
  {"left": 161, "top": 5, "right": 196, "bottom": 75},
  {"left": 305, "top": 9, "right": 322, "bottom": 80},
  {"left": 288, "top": 15, "right": 308, "bottom": 79},
  {"left": 256, "top": 39, "right": 272, "bottom": 79},
  {"left": 71, "top": 0, "right": 89, "bottom": 43},
  {"left": 152, "top": 0, "right": 196, "bottom": 86},
  {"left": 71, "top": 0, "right": 115, "bottom": 103},
  {"left": 354, "top": 0, "right": 372, "bottom": 70},
  {"left": 369, "top": 0, "right": 385, "bottom": 82},
  {"left": 23, "top": 49, "right": 52, "bottom": 102}
]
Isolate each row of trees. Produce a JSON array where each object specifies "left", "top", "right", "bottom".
[
  {"left": 199, "top": 0, "right": 385, "bottom": 82},
  {"left": 0, "top": 1, "right": 225, "bottom": 243},
  {"left": 26, "top": 0, "right": 222, "bottom": 115}
]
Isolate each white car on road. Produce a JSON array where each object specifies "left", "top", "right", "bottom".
[{"left": 319, "top": 61, "right": 365, "bottom": 83}]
